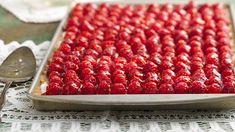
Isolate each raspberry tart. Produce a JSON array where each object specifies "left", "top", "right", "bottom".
[{"left": 43, "top": 1, "right": 235, "bottom": 95}]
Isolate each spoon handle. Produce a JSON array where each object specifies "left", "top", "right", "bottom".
[{"left": 0, "top": 81, "right": 12, "bottom": 110}]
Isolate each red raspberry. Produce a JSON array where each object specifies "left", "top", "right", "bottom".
[
  {"left": 192, "top": 56, "right": 203, "bottom": 62},
  {"left": 204, "top": 64, "right": 219, "bottom": 72},
  {"left": 128, "top": 69, "right": 144, "bottom": 79},
  {"left": 132, "top": 55, "right": 147, "bottom": 67},
  {"left": 48, "top": 63, "right": 63, "bottom": 73},
  {"left": 162, "top": 40, "right": 174, "bottom": 48},
  {"left": 60, "top": 43, "right": 71, "bottom": 54},
  {"left": 162, "top": 69, "right": 175, "bottom": 77},
  {"left": 65, "top": 55, "right": 80, "bottom": 65},
  {"left": 66, "top": 26, "right": 79, "bottom": 33},
  {"left": 174, "top": 30, "right": 188, "bottom": 41},
  {"left": 176, "top": 54, "right": 190, "bottom": 64},
  {"left": 64, "top": 70, "right": 79, "bottom": 82},
  {"left": 116, "top": 40, "right": 128, "bottom": 49},
  {"left": 119, "top": 48, "right": 134, "bottom": 61},
  {"left": 223, "top": 82, "right": 235, "bottom": 93},
  {"left": 191, "top": 47, "right": 203, "bottom": 55},
  {"left": 97, "top": 74, "right": 112, "bottom": 84},
  {"left": 125, "top": 61, "right": 138, "bottom": 72},
  {"left": 191, "top": 61, "right": 204, "bottom": 72},
  {"left": 161, "top": 60, "right": 173, "bottom": 70},
  {"left": 53, "top": 51, "right": 66, "bottom": 58},
  {"left": 80, "top": 61, "right": 93, "bottom": 69},
  {"left": 145, "top": 72, "right": 159, "bottom": 83},
  {"left": 206, "top": 52, "right": 219, "bottom": 65},
  {"left": 163, "top": 47, "right": 175, "bottom": 54},
  {"left": 83, "top": 55, "right": 97, "bottom": 66},
  {"left": 177, "top": 69, "right": 191, "bottom": 76},
  {"left": 76, "top": 36, "right": 89, "bottom": 48},
  {"left": 80, "top": 20, "right": 95, "bottom": 31},
  {"left": 97, "top": 63, "right": 110, "bottom": 71},
  {"left": 144, "top": 61, "right": 158, "bottom": 73},
  {"left": 103, "top": 45, "right": 116, "bottom": 57},
  {"left": 192, "top": 69, "right": 207, "bottom": 81},
  {"left": 111, "top": 83, "right": 127, "bottom": 94},
  {"left": 145, "top": 29, "right": 157, "bottom": 38},
  {"left": 97, "top": 81, "right": 110, "bottom": 94},
  {"left": 81, "top": 68, "right": 94, "bottom": 78},
  {"left": 100, "top": 56, "right": 112, "bottom": 63},
  {"left": 204, "top": 20, "right": 216, "bottom": 29},
  {"left": 146, "top": 35, "right": 160, "bottom": 53},
  {"left": 127, "top": 81, "right": 142, "bottom": 94},
  {"left": 64, "top": 61, "right": 79, "bottom": 72},
  {"left": 151, "top": 21, "right": 162, "bottom": 31},
  {"left": 73, "top": 47, "right": 86, "bottom": 57},
  {"left": 220, "top": 45, "right": 232, "bottom": 53},
  {"left": 112, "top": 70, "right": 125, "bottom": 77},
  {"left": 222, "top": 69, "right": 233, "bottom": 77},
  {"left": 205, "top": 69, "right": 220, "bottom": 78},
  {"left": 97, "top": 70, "right": 111, "bottom": 77},
  {"left": 159, "top": 83, "right": 174, "bottom": 94},
  {"left": 52, "top": 57, "right": 64, "bottom": 64},
  {"left": 149, "top": 53, "right": 162, "bottom": 66},
  {"left": 49, "top": 75, "right": 63, "bottom": 86},
  {"left": 218, "top": 38, "right": 231, "bottom": 47},
  {"left": 90, "top": 40, "right": 102, "bottom": 53},
  {"left": 63, "top": 81, "right": 81, "bottom": 95},
  {"left": 82, "top": 82, "right": 97, "bottom": 94},
  {"left": 114, "top": 57, "right": 127, "bottom": 65},
  {"left": 161, "top": 74, "right": 174, "bottom": 84},
  {"left": 162, "top": 56, "right": 174, "bottom": 62},
  {"left": 112, "top": 63, "right": 124, "bottom": 70},
  {"left": 119, "top": 31, "right": 130, "bottom": 40},
  {"left": 175, "top": 82, "right": 190, "bottom": 94},
  {"left": 85, "top": 49, "right": 99, "bottom": 58},
  {"left": 175, "top": 76, "right": 191, "bottom": 84},
  {"left": 189, "top": 40, "right": 201, "bottom": 47},
  {"left": 136, "top": 45, "right": 148, "bottom": 58},
  {"left": 205, "top": 76, "right": 222, "bottom": 85},
  {"left": 191, "top": 81, "right": 206, "bottom": 93},
  {"left": 175, "top": 61, "right": 190, "bottom": 71},
  {"left": 143, "top": 81, "right": 158, "bottom": 94},
  {"left": 204, "top": 29, "right": 216, "bottom": 37},
  {"left": 49, "top": 71, "right": 61, "bottom": 79},
  {"left": 64, "top": 32, "right": 76, "bottom": 42},
  {"left": 207, "top": 83, "right": 221, "bottom": 93},
  {"left": 223, "top": 76, "right": 235, "bottom": 83},
  {"left": 66, "top": 16, "right": 80, "bottom": 27},
  {"left": 192, "top": 52, "right": 204, "bottom": 58},
  {"left": 221, "top": 58, "right": 233, "bottom": 69},
  {"left": 113, "top": 74, "right": 127, "bottom": 84},
  {"left": 204, "top": 39, "right": 217, "bottom": 49},
  {"left": 84, "top": 75, "right": 97, "bottom": 84},
  {"left": 189, "top": 27, "right": 203, "bottom": 37},
  {"left": 45, "top": 83, "right": 62, "bottom": 95},
  {"left": 205, "top": 47, "right": 218, "bottom": 54},
  {"left": 177, "top": 44, "right": 191, "bottom": 54}
]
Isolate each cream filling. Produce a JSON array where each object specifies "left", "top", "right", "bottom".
[{"left": 40, "top": 82, "right": 48, "bottom": 94}]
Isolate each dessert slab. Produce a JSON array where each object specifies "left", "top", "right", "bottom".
[{"left": 28, "top": 0, "right": 235, "bottom": 110}]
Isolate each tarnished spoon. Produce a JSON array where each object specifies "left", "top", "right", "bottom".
[{"left": 0, "top": 46, "right": 36, "bottom": 110}]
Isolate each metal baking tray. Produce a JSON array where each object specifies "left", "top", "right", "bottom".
[{"left": 28, "top": 0, "right": 235, "bottom": 111}]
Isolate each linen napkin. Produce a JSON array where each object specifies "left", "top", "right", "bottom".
[{"left": 0, "top": 0, "right": 68, "bottom": 23}]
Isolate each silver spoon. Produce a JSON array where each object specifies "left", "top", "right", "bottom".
[{"left": 0, "top": 46, "right": 36, "bottom": 110}]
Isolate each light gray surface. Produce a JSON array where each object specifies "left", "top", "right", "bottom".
[{"left": 28, "top": 0, "right": 235, "bottom": 111}]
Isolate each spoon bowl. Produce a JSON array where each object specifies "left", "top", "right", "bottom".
[{"left": 0, "top": 46, "right": 36, "bottom": 110}]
